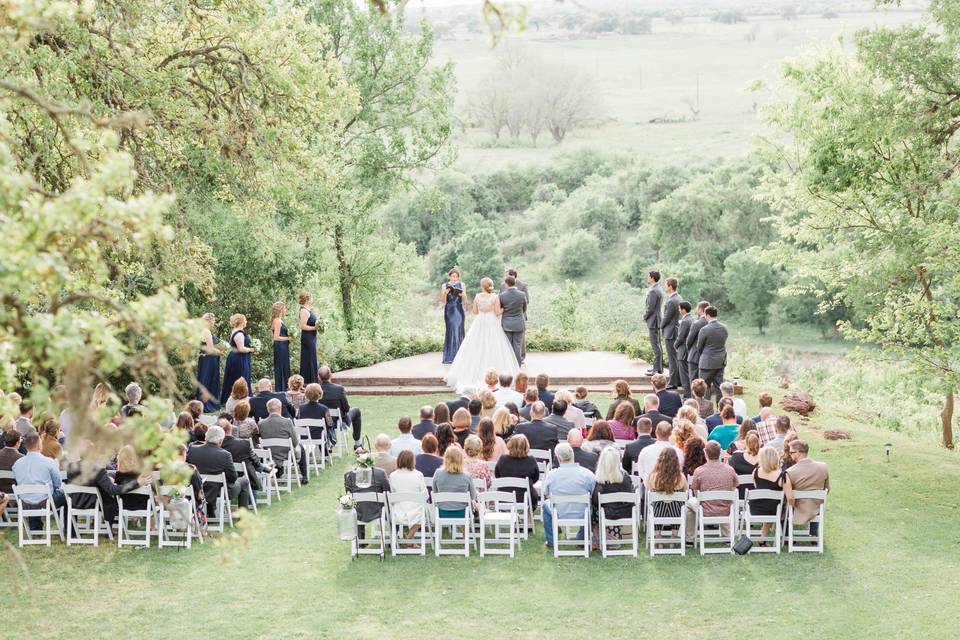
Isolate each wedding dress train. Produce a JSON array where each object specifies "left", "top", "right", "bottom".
[{"left": 444, "top": 292, "right": 520, "bottom": 394}]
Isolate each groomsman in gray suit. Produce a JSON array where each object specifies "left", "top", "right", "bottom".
[
  {"left": 501, "top": 268, "right": 529, "bottom": 362},
  {"left": 686, "top": 300, "right": 710, "bottom": 382},
  {"left": 661, "top": 277, "right": 683, "bottom": 389},
  {"left": 644, "top": 271, "right": 664, "bottom": 375},
  {"left": 674, "top": 301, "right": 694, "bottom": 398},
  {"left": 697, "top": 306, "right": 729, "bottom": 407},
  {"left": 500, "top": 276, "right": 527, "bottom": 366}
]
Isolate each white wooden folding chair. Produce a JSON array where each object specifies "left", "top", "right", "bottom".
[
  {"left": 327, "top": 408, "right": 346, "bottom": 459},
  {"left": 157, "top": 485, "right": 204, "bottom": 548},
  {"left": 432, "top": 492, "right": 474, "bottom": 557},
  {"left": 252, "top": 448, "right": 281, "bottom": 505},
  {"left": 117, "top": 486, "right": 155, "bottom": 548},
  {"left": 695, "top": 490, "right": 738, "bottom": 555},
  {"left": 477, "top": 490, "right": 519, "bottom": 557},
  {"left": 484, "top": 461, "right": 498, "bottom": 474},
  {"left": 295, "top": 420, "right": 328, "bottom": 472},
  {"left": 547, "top": 494, "right": 591, "bottom": 558},
  {"left": 201, "top": 472, "right": 234, "bottom": 533},
  {"left": 0, "top": 470, "right": 20, "bottom": 528},
  {"left": 260, "top": 438, "right": 299, "bottom": 493},
  {"left": 736, "top": 473, "right": 755, "bottom": 521},
  {"left": 787, "top": 489, "right": 827, "bottom": 553},
  {"left": 350, "top": 492, "right": 389, "bottom": 558},
  {"left": 13, "top": 484, "right": 64, "bottom": 547},
  {"left": 646, "top": 490, "right": 688, "bottom": 556},
  {"left": 742, "top": 489, "right": 783, "bottom": 553},
  {"left": 530, "top": 449, "right": 551, "bottom": 521},
  {"left": 598, "top": 492, "right": 639, "bottom": 557},
  {"left": 387, "top": 492, "right": 431, "bottom": 556},
  {"left": 490, "top": 477, "right": 533, "bottom": 539},
  {"left": 232, "top": 462, "right": 258, "bottom": 514},
  {"left": 64, "top": 484, "right": 113, "bottom": 546}
]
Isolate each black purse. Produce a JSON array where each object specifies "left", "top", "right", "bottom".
[{"left": 733, "top": 534, "right": 753, "bottom": 555}]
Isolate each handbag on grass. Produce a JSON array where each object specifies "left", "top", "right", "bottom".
[{"left": 733, "top": 534, "right": 753, "bottom": 555}]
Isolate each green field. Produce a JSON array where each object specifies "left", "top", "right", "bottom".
[{"left": 4, "top": 389, "right": 959, "bottom": 640}]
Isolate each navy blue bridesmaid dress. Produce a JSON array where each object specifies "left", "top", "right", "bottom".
[
  {"left": 442, "top": 282, "right": 465, "bottom": 364},
  {"left": 196, "top": 335, "right": 221, "bottom": 413},
  {"left": 220, "top": 330, "right": 252, "bottom": 405},
  {"left": 273, "top": 321, "right": 291, "bottom": 391},
  {"left": 299, "top": 307, "right": 318, "bottom": 384}
]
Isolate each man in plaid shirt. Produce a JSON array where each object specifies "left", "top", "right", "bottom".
[{"left": 756, "top": 407, "right": 778, "bottom": 445}]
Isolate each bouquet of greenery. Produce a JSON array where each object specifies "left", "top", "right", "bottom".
[{"left": 249, "top": 337, "right": 262, "bottom": 352}]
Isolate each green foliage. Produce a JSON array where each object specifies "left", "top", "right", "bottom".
[
  {"left": 438, "top": 225, "right": 505, "bottom": 288},
  {"left": 722, "top": 250, "right": 782, "bottom": 333},
  {"left": 562, "top": 185, "right": 627, "bottom": 245},
  {"left": 382, "top": 172, "right": 482, "bottom": 255},
  {"left": 531, "top": 182, "right": 566, "bottom": 205},
  {"left": 712, "top": 10, "right": 745, "bottom": 24},
  {"left": 555, "top": 230, "right": 600, "bottom": 278},
  {"left": 549, "top": 281, "right": 584, "bottom": 334},
  {"left": 320, "top": 332, "right": 443, "bottom": 371},
  {"left": 620, "top": 15, "right": 653, "bottom": 35}
]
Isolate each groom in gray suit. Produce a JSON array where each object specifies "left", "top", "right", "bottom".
[{"left": 500, "top": 275, "right": 526, "bottom": 366}]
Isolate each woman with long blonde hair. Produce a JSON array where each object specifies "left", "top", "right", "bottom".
[{"left": 271, "top": 302, "right": 292, "bottom": 391}]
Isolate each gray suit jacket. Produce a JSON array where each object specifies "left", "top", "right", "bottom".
[
  {"left": 501, "top": 280, "right": 529, "bottom": 317},
  {"left": 15, "top": 417, "right": 37, "bottom": 437},
  {"left": 644, "top": 284, "right": 663, "bottom": 329},
  {"left": 543, "top": 414, "right": 575, "bottom": 443},
  {"left": 675, "top": 314, "right": 693, "bottom": 359},
  {"left": 662, "top": 293, "right": 682, "bottom": 340},
  {"left": 499, "top": 287, "right": 526, "bottom": 332},
  {"left": 697, "top": 320, "right": 728, "bottom": 370},
  {"left": 258, "top": 414, "right": 300, "bottom": 462},
  {"left": 686, "top": 316, "right": 708, "bottom": 364}
]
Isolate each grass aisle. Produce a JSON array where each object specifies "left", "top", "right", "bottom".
[{"left": 3, "top": 391, "right": 960, "bottom": 639}]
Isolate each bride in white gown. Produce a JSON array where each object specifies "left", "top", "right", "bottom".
[{"left": 444, "top": 277, "right": 521, "bottom": 394}]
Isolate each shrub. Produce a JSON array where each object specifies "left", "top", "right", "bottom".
[
  {"left": 555, "top": 230, "right": 600, "bottom": 278},
  {"left": 531, "top": 182, "right": 566, "bottom": 205}
]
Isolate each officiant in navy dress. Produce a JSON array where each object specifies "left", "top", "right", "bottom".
[{"left": 441, "top": 268, "right": 467, "bottom": 364}]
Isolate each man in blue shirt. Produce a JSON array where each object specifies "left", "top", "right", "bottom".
[
  {"left": 12, "top": 433, "right": 65, "bottom": 527},
  {"left": 542, "top": 443, "right": 596, "bottom": 549}
]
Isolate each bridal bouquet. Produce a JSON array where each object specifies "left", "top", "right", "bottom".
[{"left": 249, "top": 337, "right": 263, "bottom": 352}]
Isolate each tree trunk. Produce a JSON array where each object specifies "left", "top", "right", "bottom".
[
  {"left": 941, "top": 390, "right": 954, "bottom": 449},
  {"left": 333, "top": 224, "right": 355, "bottom": 336}
]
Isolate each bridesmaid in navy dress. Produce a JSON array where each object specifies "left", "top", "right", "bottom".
[
  {"left": 298, "top": 292, "right": 319, "bottom": 384},
  {"left": 271, "top": 302, "right": 292, "bottom": 391},
  {"left": 196, "top": 312, "right": 223, "bottom": 413},
  {"left": 220, "top": 313, "right": 254, "bottom": 406},
  {"left": 441, "top": 268, "right": 466, "bottom": 364}
]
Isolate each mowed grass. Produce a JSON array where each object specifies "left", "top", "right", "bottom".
[{"left": 3, "top": 389, "right": 960, "bottom": 640}]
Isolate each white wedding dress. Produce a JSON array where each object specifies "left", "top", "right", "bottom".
[{"left": 444, "top": 292, "right": 520, "bottom": 394}]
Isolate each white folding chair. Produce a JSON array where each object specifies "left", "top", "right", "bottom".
[
  {"left": 547, "top": 494, "right": 591, "bottom": 558},
  {"left": 646, "top": 490, "right": 688, "bottom": 556},
  {"left": 695, "top": 490, "right": 738, "bottom": 555},
  {"left": 253, "top": 448, "right": 281, "bottom": 505},
  {"left": 232, "top": 463, "right": 258, "bottom": 514},
  {"left": 350, "top": 492, "right": 389, "bottom": 558},
  {"left": 64, "top": 484, "right": 113, "bottom": 546},
  {"left": 157, "top": 485, "right": 204, "bottom": 548},
  {"left": 484, "top": 461, "right": 498, "bottom": 474},
  {"left": 490, "top": 477, "right": 533, "bottom": 539},
  {"left": 117, "top": 486, "right": 155, "bottom": 548},
  {"left": 387, "top": 492, "right": 431, "bottom": 556},
  {"left": 0, "top": 470, "right": 20, "bottom": 528},
  {"left": 742, "top": 489, "right": 783, "bottom": 553},
  {"left": 327, "top": 408, "right": 346, "bottom": 459},
  {"left": 530, "top": 449, "right": 551, "bottom": 521},
  {"left": 295, "top": 420, "right": 328, "bottom": 472},
  {"left": 598, "top": 492, "right": 639, "bottom": 557},
  {"left": 201, "top": 473, "right": 234, "bottom": 533},
  {"left": 787, "top": 489, "right": 827, "bottom": 553},
  {"left": 472, "top": 476, "right": 488, "bottom": 492},
  {"left": 260, "top": 438, "right": 299, "bottom": 493},
  {"left": 432, "top": 492, "right": 474, "bottom": 557},
  {"left": 477, "top": 490, "right": 519, "bottom": 557},
  {"left": 13, "top": 484, "right": 64, "bottom": 547},
  {"left": 736, "top": 473, "right": 755, "bottom": 520}
]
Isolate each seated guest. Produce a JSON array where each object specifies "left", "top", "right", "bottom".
[
  {"left": 232, "top": 400, "right": 259, "bottom": 443},
  {"left": 285, "top": 374, "right": 307, "bottom": 412},
  {"left": 452, "top": 408, "right": 472, "bottom": 447},
  {"left": 707, "top": 405, "right": 740, "bottom": 451},
  {"left": 730, "top": 418, "right": 758, "bottom": 454},
  {"left": 542, "top": 443, "right": 596, "bottom": 549},
  {"left": 683, "top": 437, "right": 707, "bottom": 477},
  {"left": 639, "top": 394, "right": 671, "bottom": 433},
  {"left": 372, "top": 434, "right": 396, "bottom": 475},
  {"left": 606, "top": 401, "right": 635, "bottom": 441},
  {"left": 436, "top": 423, "right": 457, "bottom": 456},
  {"left": 297, "top": 383, "right": 331, "bottom": 442},
  {"left": 728, "top": 432, "right": 760, "bottom": 495},
  {"left": 479, "top": 390, "right": 497, "bottom": 419},
  {"left": 647, "top": 447, "right": 688, "bottom": 533},
  {"left": 433, "top": 446, "right": 477, "bottom": 518},
  {"left": 390, "top": 417, "right": 422, "bottom": 456},
  {"left": 691, "top": 378, "right": 713, "bottom": 419},
  {"left": 705, "top": 397, "right": 743, "bottom": 431},
  {"left": 514, "top": 372, "right": 529, "bottom": 396},
  {"left": 572, "top": 386, "right": 601, "bottom": 420},
  {"left": 751, "top": 446, "right": 785, "bottom": 538},
  {"left": 518, "top": 388, "right": 539, "bottom": 421},
  {"left": 555, "top": 390, "right": 586, "bottom": 433},
  {"left": 220, "top": 419, "right": 264, "bottom": 495},
  {"left": 16, "top": 401, "right": 37, "bottom": 439},
  {"left": 344, "top": 460, "right": 390, "bottom": 536},
  {"left": 483, "top": 369, "right": 500, "bottom": 394},
  {"left": 445, "top": 388, "right": 473, "bottom": 415},
  {"left": 756, "top": 407, "right": 777, "bottom": 445},
  {"left": 65, "top": 441, "right": 148, "bottom": 524},
  {"left": 721, "top": 381, "right": 747, "bottom": 418},
  {"left": 671, "top": 419, "right": 697, "bottom": 454},
  {"left": 185, "top": 399, "right": 204, "bottom": 424},
  {"left": 467, "top": 399, "right": 483, "bottom": 432},
  {"left": 320, "top": 366, "right": 364, "bottom": 451},
  {"left": 636, "top": 421, "right": 686, "bottom": 483},
  {"left": 784, "top": 440, "right": 829, "bottom": 535},
  {"left": 491, "top": 407, "right": 516, "bottom": 441},
  {"left": 606, "top": 379, "right": 642, "bottom": 420},
  {"left": 780, "top": 433, "right": 799, "bottom": 472},
  {"left": 478, "top": 417, "right": 507, "bottom": 461},
  {"left": 259, "top": 398, "right": 308, "bottom": 484},
  {"left": 187, "top": 425, "right": 254, "bottom": 509},
  {"left": 190, "top": 422, "right": 208, "bottom": 446},
  {"left": 562, "top": 428, "right": 598, "bottom": 472},
  {"left": 433, "top": 403, "right": 450, "bottom": 427},
  {"left": 652, "top": 373, "right": 682, "bottom": 418},
  {"left": 415, "top": 434, "right": 444, "bottom": 478},
  {"left": 593, "top": 446, "right": 635, "bottom": 537},
  {"left": 0, "top": 429, "right": 24, "bottom": 495},
  {"left": 544, "top": 398, "right": 575, "bottom": 442},
  {"left": 623, "top": 417, "right": 656, "bottom": 472},
  {"left": 463, "top": 435, "right": 491, "bottom": 490},
  {"left": 12, "top": 433, "right": 66, "bottom": 524},
  {"left": 769, "top": 416, "right": 792, "bottom": 451},
  {"left": 494, "top": 434, "right": 540, "bottom": 513},
  {"left": 38, "top": 418, "right": 62, "bottom": 461},
  {"left": 504, "top": 402, "right": 521, "bottom": 424},
  {"left": 412, "top": 406, "right": 437, "bottom": 440},
  {"left": 174, "top": 443, "right": 206, "bottom": 515},
  {"left": 249, "top": 378, "right": 296, "bottom": 421},
  {"left": 114, "top": 445, "right": 150, "bottom": 511},
  {"left": 513, "top": 402, "right": 558, "bottom": 452},
  {"left": 176, "top": 412, "right": 196, "bottom": 442},
  {"left": 582, "top": 420, "right": 615, "bottom": 455},
  {"left": 493, "top": 373, "right": 523, "bottom": 407},
  {"left": 224, "top": 378, "right": 249, "bottom": 416},
  {"left": 752, "top": 392, "right": 775, "bottom": 423},
  {"left": 675, "top": 405, "right": 708, "bottom": 440},
  {"left": 535, "top": 373, "right": 555, "bottom": 408},
  {"left": 389, "top": 450, "right": 428, "bottom": 539},
  {"left": 686, "top": 441, "right": 737, "bottom": 542},
  {"left": 120, "top": 383, "right": 145, "bottom": 418}
]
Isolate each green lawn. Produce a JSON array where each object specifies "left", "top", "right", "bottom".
[{"left": 3, "top": 391, "right": 959, "bottom": 640}]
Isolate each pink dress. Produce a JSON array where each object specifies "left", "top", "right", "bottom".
[
  {"left": 609, "top": 420, "right": 636, "bottom": 441},
  {"left": 466, "top": 457, "right": 492, "bottom": 490}
]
